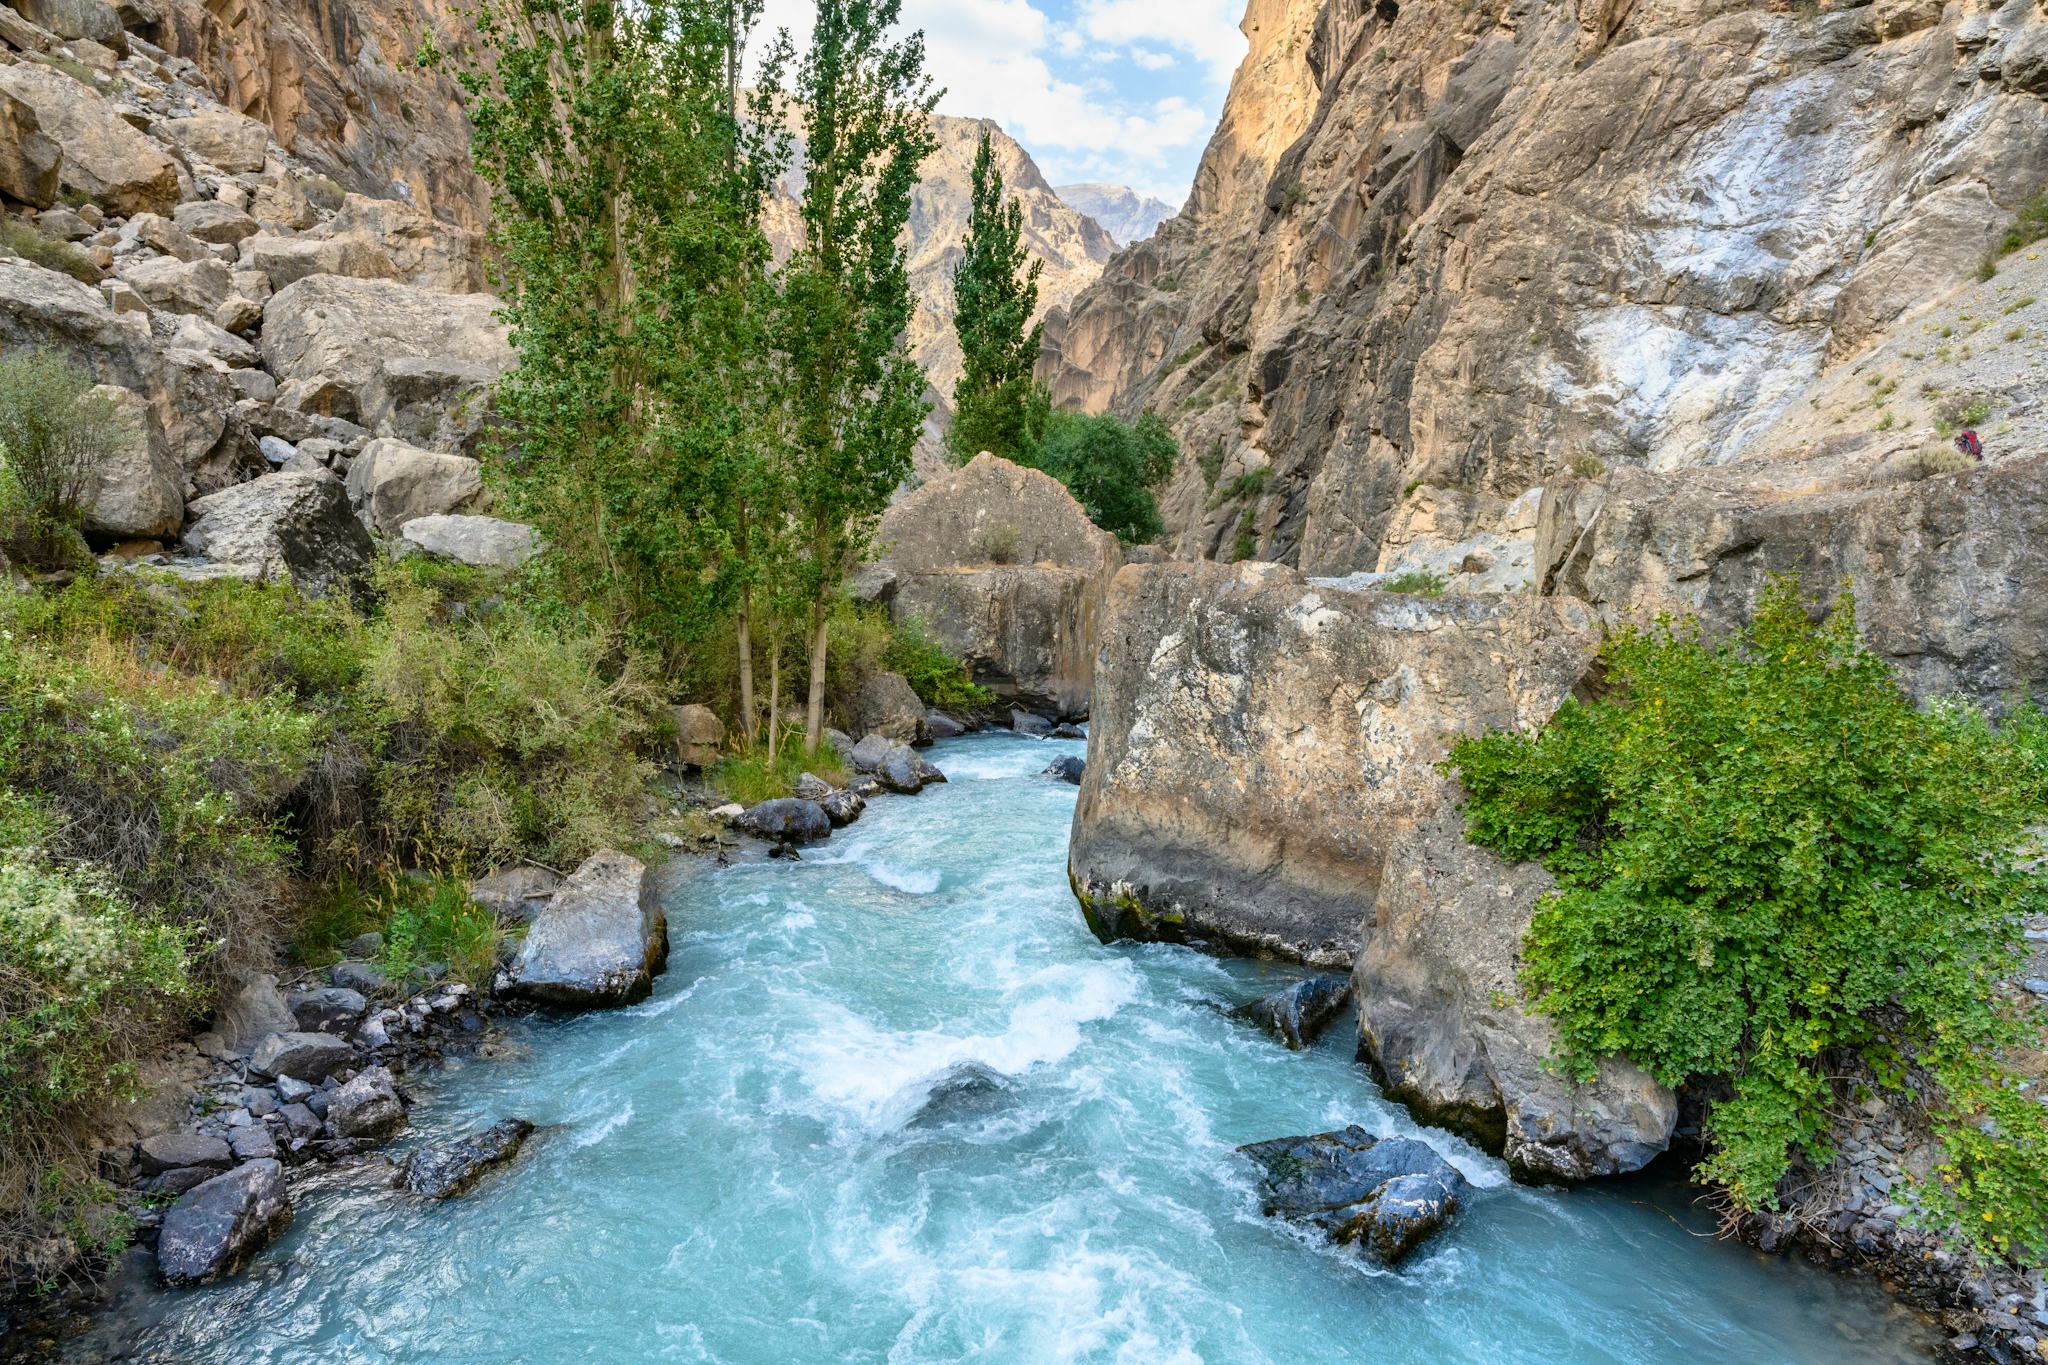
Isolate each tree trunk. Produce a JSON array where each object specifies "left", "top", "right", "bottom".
[
  {"left": 766, "top": 630, "right": 781, "bottom": 759},
  {"left": 736, "top": 583, "right": 756, "bottom": 746},
  {"left": 803, "top": 594, "right": 828, "bottom": 755}
]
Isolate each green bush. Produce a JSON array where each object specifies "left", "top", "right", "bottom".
[
  {"left": 884, "top": 614, "right": 993, "bottom": 710},
  {"left": 0, "top": 218, "right": 99, "bottom": 285},
  {"left": 1024, "top": 409, "right": 1176, "bottom": 543},
  {"left": 1382, "top": 567, "right": 1448, "bottom": 596},
  {"left": 0, "top": 350, "right": 128, "bottom": 570},
  {"left": 712, "top": 734, "right": 847, "bottom": 805},
  {"left": 377, "top": 875, "right": 502, "bottom": 986},
  {"left": 1445, "top": 581, "right": 2048, "bottom": 1263}
]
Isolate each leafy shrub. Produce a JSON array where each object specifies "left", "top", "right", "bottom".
[
  {"left": 1230, "top": 525, "right": 1256, "bottom": 562},
  {"left": 1199, "top": 440, "right": 1225, "bottom": 488},
  {"left": 0, "top": 218, "right": 98, "bottom": 285},
  {"left": 884, "top": 614, "right": 993, "bottom": 710},
  {"left": 1382, "top": 567, "right": 1448, "bottom": 595},
  {"left": 0, "top": 350, "right": 127, "bottom": 569},
  {"left": 1218, "top": 466, "right": 1270, "bottom": 503},
  {"left": 978, "top": 524, "right": 1021, "bottom": 564},
  {"left": 1568, "top": 453, "right": 1608, "bottom": 480},
  {"left": 376, "top": 875, "right": 502, "bottom": 986},
  {"left": 1445, "top": 581, "right": 2048, "bottom": 1263},
  {"left": 1991, "top": 192, "right": 2048, "bottom": 264},
  {"left": 1024, "top": 409, "right": 1177, "bottom": 543},
  {"left": 713, "top": 734, "right": 847, "bottom": 805}
]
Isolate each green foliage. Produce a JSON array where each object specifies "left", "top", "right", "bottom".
[
  {"left": 948, "top": 129, "right": 1049, "bottom": 464},
  {"left": 1993, "top": 192, "right": 2048, "bottom": 261},
  {"left": 1218, "top": 466, "right": 1270, "bottom": 502},
  {"left": 712, "top": 734, "right": 847, "bottom": 805},
  {"left": 884, "top": 614, "right": 993, "bottom": 710},
  {"left": 1229, "top": 524, "right": 1256, "bottom": 562},
  {"left": 375, "top": 875, "right": 502, "bottom": 986},
  {"left": 1199, "top": 439, "right": 1225, "bottom": 488},
  {"left": 0, "top": 349, "right": 127, "bottom": 570},
  {"left": 1445, "top": 581, "right": 2048, "bottom": 1263},
  {"left": 1381, "top": 567, "right": 1448, "bottom": 595},
  {"left": 1024, "top": 409, "right": 1176, "bottom": 542},
  {"left": 0, "top": 218, "right": 99, "bottom": 285}
]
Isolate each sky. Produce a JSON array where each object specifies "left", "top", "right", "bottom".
[{"left": 752, "top": 0, "right": 1249, "bottom": 206}]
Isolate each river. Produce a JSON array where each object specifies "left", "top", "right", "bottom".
[{"left": 93, "top": 732, "right": 1933, "bottom": 1363}]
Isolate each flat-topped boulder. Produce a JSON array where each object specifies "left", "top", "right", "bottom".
[
  {"left": 871, "top": 453, "right": 1120, "bottom": 718},
  {"left": 398, "top": 513, "right": 536, "bottom": 569},
  {"left": 504, "top": 850, "right": 667, "bottom": 1008}
]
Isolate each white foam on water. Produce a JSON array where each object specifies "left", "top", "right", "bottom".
[{"left": 573, "top": 1100, "right": 634, "bottom": 1149}]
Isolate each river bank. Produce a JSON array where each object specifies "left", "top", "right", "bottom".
[{"left": 27, "top": 734, "right": 1942, "bottom": 1364}]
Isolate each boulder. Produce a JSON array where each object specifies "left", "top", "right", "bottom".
[
  {"left": 208, "top": 972, "right": 297, "bottom": 1057},
  {"left": 906, "top": 1062, "right": 1015, "bottom": 1129},
  {"left": 247, "top": 1031, "right": 354, "bottom": 1083},
  {"left": 0, "top": 82, "right": 59, "bottom": 208},
  {"left": 344, "top": 437, "right": 486, "bottom": 534},
  {"left": 1238, "top": 976, "right": 1351, "bottom": 1051},
  {"left": 228, "top": 1126, "right": 277, "bottom": 1162},
  {"left": 1355, "top": 802, "right": 1678, "bottom": 1181},
  {"left": 1043, "top": 754, "right": 1085, "bottom": 785},
  {"left": 396, "top": 513, "right": 538, "bottom": 569},
  {"left": 181, "top": 471, "right": 373, "bottom": 599},
  {"left": 325, "top": 1066, "right": 405, "bottom": 1140},
  {"left": 119, "top": 213, "right": 205, "bottom": 263},
  {"left": 669, "top": 703, "right": 724, "bottom": 768},
  {"left": 173, "top": 200, "right": 261, "bottom": 247},
  {"left": 260, "top": 277, "right": 512, "bottom": 426},
  {"left": 398, "top": 1118, "right": 534, "bottom": 1198},
  {"left": 845, "top": 670, "right": 928, "bottom": 746},
  {"left": 1009, "top": 709, "right": 1051, "bottom": 738},
  {"left": 115, "top": 255, "right": 233, "bottom": 318},
  {"left": 873, "top": 454, "right": 1121, "bottom": 718},
  {"left": 285, "top": 987, "right": 368, "bottom": 1033},
  {"left": 135, "top": 1132, "right": 232, "bottom": 1176},
  {"left": 12, "top": 0, "right": 118, "bottom": 43},
  {"left": 469, "top": 865, "right": 561, "bottom": 925},
  {"left": 0, "top": 64, "right": 177, "bottom": 216},
  {"left": 734, "top": 798, "right": 831, "bottom": 844},
  {"left": 243, "top": 232, "right": 397, "bottom": 291},
  {"left": 875, "top": 745, "right": 946, "bottom": 795},
  {"left": 159, "top": 111, "right": 271, "bottom": 174},
  {"left": 82, "top": 384, "right": 182, "bottom": 541},
  {"left": 156, "top": 1159, "right": 292, "bottom": 1286},
  {"left": 818, "top": 788, "right": 866, "bottom": 826},
  {"left": 317, "top": 196, "right": 486, "bottom": 293},
  {"left": 849, "top": 733, "right": 895, "bottom": 773},
  {"left": 504, "top": 850, "right": 668, "bottom": 1008},
  {"left": 360, "top": 354, "right": 499, "bottom": 456},
  {"left": 926, "top": 710, "right": 965, "bottom": 740},
  {"left": 329, "top": 960, "right": 390, "bottom": 995},
  {"left": 1237, "top": 1126, "right": 1464, "bottom": 1264}
]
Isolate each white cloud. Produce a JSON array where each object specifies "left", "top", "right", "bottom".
[{"left": 750, "top": 0, "right": 1234, "bottom": 200}]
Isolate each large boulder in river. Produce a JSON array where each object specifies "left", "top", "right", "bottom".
[
  {"left": 875, "top": 744, "right": 945, "bottom": 795},
  {"left": 181, "top": 471, "right": 373, "bottom": 599},
  {"left": 505, "top": 850, "right": 667, "bottom": 1008},
  {"left": 871, "top": 453, "right": 1120, "bottom": 718},
  {"left": 1239, "top": 976, "right": 1350, "bottom": 1051},
  {"left": 157, "top": 1159, "right": 292, "bottom": 1286},
  {"left": 1073, "top": 559, "right": 1675, "bottom": 1180},
  {"left": 1237, "top": 1126, "right": 1465, "bottom": 1264},
  {"left": 399, "top": 1118, "right": 534, "bottom": 1198},
  {"left": 844, "top": 670, "right": 928, "bottom": 746},
  {"left": 734, "top": 798, "right": 830, "bottom": 844}
]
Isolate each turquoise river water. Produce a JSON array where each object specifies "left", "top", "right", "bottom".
[{"left": 97, "top": 733, "right": 1933, "bottom": 1363}]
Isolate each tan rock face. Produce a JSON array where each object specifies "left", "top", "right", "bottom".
[
  {"left": 0, "top": 62, "right": 179, "bottom": 216},
  {"left": 0, "top": 81, "right": 60, "bottom": 208},
  {"left": 1041, "top": 0, "right": 2048, "bottom": 576},
  {"left": 874, "top": 453, "right": 1121, "bottom": 717},
  {"left": 1070, "top": 558, "right": 1676, "bottom": 1177}
]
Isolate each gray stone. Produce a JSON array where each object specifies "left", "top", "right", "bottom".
[
  {"left": 397, "top": 1118, "right": 534, "bottom": 1199},
  {"left": 926, "top": 710, "right": 965, "bottom": 740},
  {"left": 1010, "top": 709, "right": 1052, "bottom": 738},
  {"left": 341, "top": 932, "right": 384, "bottom": 959},
  {"left": 845, "top": 670, "right": 928, "bottom": 746},
  {"left": 1043, "top": 755, "right": 1085, "bottom": 785},
  {"left": 13, "top": 0, "right": 117, "bottom": 45},
  {"left": 274, "top": 1075, "right": 313, "bottom": 1104},
  {"left": 668, "top": 703, "right": 725, "bottom": 768},
  {"left": 735, "top": 798, "right": 831, "bottom": 844},
  {"left": 286, "top": 987, "right": 368, "bottom": 1033},
  {"left": 278, "top": 1103, "right": 320, "bottom": 1140},
  {"left": 135, "top": 1132, "right": 231, "bottom": 1177},
  {"left": 469, "top": 866, "right": 561, "bottom": 925},
  {"left": 159, "top": 111, "right": 270, "bottom": 175},
  {"left": 850, "top": 733, "right": 895, "bottom": 773},
  {"left": 819, "top": 788, "right": 866, "bottom": 827},
  {"left": 227, "top": 1126, "right": 277, "bottom": 1162},
  {"left": 505, "top": 850, "right": 668, "bottom": 1008},
  {"left": 344, "top": 437, "right": 486, "bottom": 534},
  {"left": 208, "top": 973, "right": 296, "bottom": 1058},
  {"left": 156, "top": 1159, "right": 291, "bottom": 1286},
  {"left": 330, "top": 960, "right": 390, "bottom": 995},
  {"left": 258, "top": 435, "right": 295, "bottom": 465},
  {"left": 173, "top": 200, "right": 261, "bottom": 247},
  {"left": 247, "top": 1031, "right": 354, "bottom": 1084},
  {"left": 396, "top": 513, "right": 538, "bottom": 569},
  {"left": 1237, "top": 1126, "right": 1465, "bottom": 1265},
  {"left": 875, "top": 745, "right": 946, "bottom": 795},
  {"left": 326, "top": 1066, "right": 405, "bottom": 1140},
  {"left": 1240, "top": 976, "right": 1351, "bottom": 1051},
  {"left": 260, "top": 276, "right": 511, "bottom": 426},
  {"left": 181, "top": 471, "right": 374, "bottom": 600}
]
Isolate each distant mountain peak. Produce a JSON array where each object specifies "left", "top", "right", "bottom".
[{"left": 1054, "top": 184, "right": 1178, "bottom": 248}]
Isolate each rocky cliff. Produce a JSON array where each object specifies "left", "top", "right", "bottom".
[
  {"left": 1041, "top": 0, "right": 2048, "bottom": 580},
  {"left": 1052, "top": 183, "right": 1177, "bottom": 247}
]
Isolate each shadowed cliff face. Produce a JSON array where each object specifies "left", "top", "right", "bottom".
[
  {"left": 152, "top": 0, "right": 486, "bottom": 230},
  {"left": 1040, "top": 0, "right": 2048, "bottom": 575}
]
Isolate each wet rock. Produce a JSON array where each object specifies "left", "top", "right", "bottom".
[
  {"left": 1010, "top": 709, "right": 1052, "bottom": 738},
  {"left": 906, "top": 1062, "right": 1016, "bottom": 1129},
  {"left": 286, "top": 987, "right": 368, "bottom": 1033},
  {"left": 156, "top": 1159, "right": 292, "bottom": 1286},
  {"left": 326, "top": 1066, "right": 405, "bottom": 1141},
  {"left": 926, "top": 710, "right": 966, "bottom": 740},
  {"left": 1049, "top": 722, "right": 1086, "bottom": 740},
  {"left": 735, "top": 798, "right": 831, "bottom": 845},
  {"left": 247, "top": 1031, "right": 355, "bottom": 1084},
  {"left": 136, "top": 1166, "right": 221, "bottom": 1198},
  {"left": 135, "top": 1133, "right": 232, "bottom": 1177},
  {"left": 505, "top": 850, "right": 669, "bottom": 1008},
  {"left": 469, "top": 865, "right": 561, "bottom": 925},
  {"left": 397, "top": 1118, "right": 535, "bottom": 1198},
  {"left": 1239, "top": 976, "right": 1352, "bottom": 1050},
  {"left": 1043, "top": 755, "right": 1085, "bottom": 785},
  {"left": 1237, "top": 1125, "right": 1465, "bottom": 1264},
  {"left": 875, "top": 745, "right": 946, "bottom": 795},
  {"left": 819, "top": 788, "right": 866, "bottom": 827}
]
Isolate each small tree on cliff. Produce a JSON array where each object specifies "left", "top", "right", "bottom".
[
  {"left": 947, "top": 128, "right": 1048, "bottom": 463},
  {"left": 428, "top": 0, "right": 788, "bottom": 667},
  {"left": 776, "top": 0, "right": 937, "bottom": 754}
]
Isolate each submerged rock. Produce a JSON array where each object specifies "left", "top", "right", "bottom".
[
  {"left": 906, "top": 1062, "right": 1016, "bottom": 1129},
  {"left": 505, "top": 850, "right": 668, "bottom": 1008},
  {"left": 399, "top": 1118, "right": 535, "bottom": 1198},
  {"left": 1239, "top": 976, "right": 1351, "bottom": 1050},
  {"left": 1042, "top": 755, "right": 1085, "bottom": 785},
  {"left": 875, "top": 745, "right": 946, "bottom": 795},
  {"left": 157, "top": 1159, "right": 293, "bottom": 1286},
  {"left": 1237, "top": 1125, "right": 1465, "bottom": 1264},
  {"left": 735, "top": 797, "right": 831, "bottom": 844}
]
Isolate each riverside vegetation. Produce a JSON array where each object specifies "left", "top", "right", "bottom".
[{"left": 1446, "top": 580, "right": 2048, "bottom": 1267}]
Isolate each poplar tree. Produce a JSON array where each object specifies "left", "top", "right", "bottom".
[
  {"left": 947, "top": 128, "right": 1048, "bottom": 463},
  {"left": 777, "top": 0, "right": 938, "bottom": 754}
]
